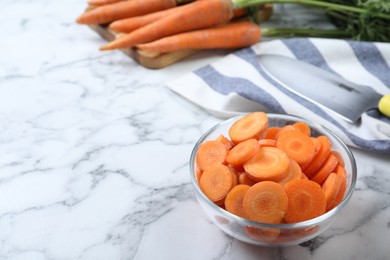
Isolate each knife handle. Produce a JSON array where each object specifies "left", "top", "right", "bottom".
[{"left": 379, "top": 94, "right": 390, "bottom": 118}]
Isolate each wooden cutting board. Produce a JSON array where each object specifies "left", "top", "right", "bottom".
[{"left": 86, "top": 4, "right": 273, "bottom": 69}]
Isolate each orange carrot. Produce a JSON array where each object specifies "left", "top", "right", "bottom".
[
  {"left": 109, "top": 4, "right": 185, "bottom": 33},
  {"left": 257, "top": 138, "right": 276, "bottom": 147},
  {"left": 77, "top": 0, "right": 178, "bottom": 25},
  {"left": 243, "top": 181, "right": 288, "bottom": 223},
  {"left": 321, "top": 173, "right": 342, "bottom": 211},
  {"left": 100, "top": 0, "right": 234, "bottom": 50},
  {"left": 196, "top": 140, "right": 227, "bottom": 171},
  {"left": 278, "top": 159, "right": 302, "bottom": 187},
  {"left": 137, "top": 21, "right": 261, "bottom": 54},
  {"left": 264, "top": 127, "right": 280, "bottom": 140},
  {"left": 332, "top": 150, "right": 345, "bottom": 167},
  {"left": 216, "top": 134, "right": 234, "bottom": 150},
  {"left": 238, "top": 172, "right": 257, "bottom": 186},
  {"left": 274, "top": 125, "right": 296, "bottom": 140},
  {"left": 293, "top": 122, "right": 311, "bottom": 136},
  {"left": 276, "top": 130, "right": 315, "bottom": 168},
  {"left": 311, "top": 153, "right": 338, "bottom": 184},
  {"left": 226, "top": 138, "right": 260, "bottom": 166},
  {"left": 328, "top": 165, "right": 347, "bottom": 210},
  {"left": 225, "top": 184, "right": 251, "bottom": 218},
  {"left": 199, "top": 164, "right": 234, "bottom": 202},
  {"left": 245, "top": 226, "right": 280, "bottom": 242},
  {"left": 229, "top": 112, "right": 268, "bottom": 144},
  {"left": 243, "top": 147, "right": 290, "bottom": 182},
  {"left": 304, "top": 135, "right": 332, "bottom": 178},
  {"left": 283, "top": 179, "right": 326, "bottom": 223},
  {"left": 87, "top": 0, "right": 124, "bottom": 6}
]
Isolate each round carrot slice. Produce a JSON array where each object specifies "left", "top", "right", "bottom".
[
  {"left": 322, "top": 173, "right": 342, "bottom": 211},
  {"left": 276, "top": 130, "right": 315, "bottom": 168},
  {"left": 283, "top": 179, "right": 326, "bottom": 223},
  {"left": 264, "top": 127, "right": 280, "bottom": 140},
  {"left": 258, "top": 138, "right": 277, "bottom": 147},
  {"left": 278, "top": 159, "right": 302, "bottom": 187},
  {"left": 196, "top": 140, "right": 227, "bottom": 171},
  {"left": 226, "top": 138, "right": 259, "bottom": 166},
  {"left": 304, "top": 135, "right": 332, "bottom": 178},
  {"left": 225, "top": 184, "right": 251, "bottom": 218},
  {"left": 238, "top": 172, "right": 257, "bottom": 186},
  {"left": 243, "top": 147, "right": 290, "bottom": 182},
  {"left": 243, "top": 181, "right": 288, "bottom": 224},
  {"left": 199, "top": 164, "right": 234, "bottom": 203},
  {"left": 328, "top": 165, "right": 347, "bottom": 210},
  {"left": 311, "top": 153, "right": 338, "bottom": 184},
  {"left": 228, "top": 112, "right": 268, "bottom": 144},
  {"left": 293, "top": 121, "right": 311, "bottom": 136}
]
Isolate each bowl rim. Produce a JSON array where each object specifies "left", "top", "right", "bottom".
[{"left": 190, "top": 113, "right": 357, "bottom": 230}]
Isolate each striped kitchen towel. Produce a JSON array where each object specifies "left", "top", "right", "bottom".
[{"left": 166, "top": 38, "right": 390, "bottom": 154}]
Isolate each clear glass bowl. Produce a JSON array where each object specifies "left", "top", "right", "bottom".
[{"left": 189, "top": 113, "right": 357, "bottom": 247}]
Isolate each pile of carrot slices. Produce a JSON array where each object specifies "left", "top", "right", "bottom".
[
  {"left": 76, "top": 0, "right": 270, "bottom": 55},
  {"left": 196, "top": 112, "right": 348, "bottom": 225}
]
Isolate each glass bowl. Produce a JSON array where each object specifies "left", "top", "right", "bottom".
[{"left": 189, "top": 113, "right": 357, "bottom": 247}]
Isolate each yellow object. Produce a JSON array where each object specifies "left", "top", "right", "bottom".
[{"left": 378, "top": 94, "right": 390, "bottom": 118}]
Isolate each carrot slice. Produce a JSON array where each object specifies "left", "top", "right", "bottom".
[
  {"left": 274, "top": 125, "right": 296, "bottom": 140},
  {"left": 332, "top": 150, "right": 345, "bottom": 167},
  {"left": 243, "top": 181, "right": 288, "bottom": 224},
  {"left": 293, "top": 122, "right": 311, "bottom": 136},
  {"left": 228, "top": 112, "right": 268, "bottom": 144},
  {"left": 265, "top": 127, "right": 281, "bottom": 140},
  {"left": 278, "top": 159, "right": 302, "bottom": 187},
  {"left": 243, "top": 147, "right": 290, "bottom": 182},
  {"left": 216, "top": 134, "right": 234, "bottom": 150},
  {"left": 196, "top": 140, "right": 227, "bottom": 171},
  {"left": 311, "top": 153, "right": 338, "bottom": 184},
  {"left": 304, "top": 135, "right": 332, "bottom": 178},
  {"left": 199, "top": 164, "right": 234, "bottom": 202},
  {"left": 238, "top": 172, "right": 257, "bottom": 186},
  {"left": 245, "top": 226, "right": 280, "bottom": 242},
  {"left": 225, "top": 184, "right": 251, "bottom": 218},
  {"left": 258, "top": 138, "right": 277, "bottom": 147},
  {"left": 328, "top": 165, "right": 347, "bottom": 210},
  {"left": 276, "top": 130, "right": 315, "bottom": 168},
  {"left": 226, "top": 139, "right": 259, "bottom": 166},
  {"left": 322, "top": 173, "right": 342, "bottom": 211},
  {"left": 283, "top": 179, "right": 326, "bottom": 223}
]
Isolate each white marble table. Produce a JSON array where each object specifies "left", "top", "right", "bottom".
[{"left": 1, "top": 1, "right": 390, "bottom": 259}]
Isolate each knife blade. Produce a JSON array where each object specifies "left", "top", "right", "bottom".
[{"left": 257, "top": 54, "right": 390, "bottom": 123}]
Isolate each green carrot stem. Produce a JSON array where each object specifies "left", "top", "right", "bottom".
[
  {"left": 232, "top": 0, "right": 390, "bottom": 20},
  {"left": 261, "top": 27, "right": 351, "bottom": 38}
]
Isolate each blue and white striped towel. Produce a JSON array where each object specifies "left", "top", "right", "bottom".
[{"left": 167, "top": 38, "right": 390, "bottom": 154}]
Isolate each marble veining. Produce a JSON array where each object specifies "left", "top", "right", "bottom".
[{"left": 1, "top": 0, "right": 390, "bottom": 259}]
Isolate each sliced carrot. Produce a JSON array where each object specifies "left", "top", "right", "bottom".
[
  {"left": 264, "top": 127, "right": 280, "bottom": 140},
  {"left": 137, "top": 21, "right": 262, "bottom": 54},
  {"left": 301, "top": 172, "right": 309, "bottom": 180},
  {"left": 226, "top": 138, "right": 259, "bottom": 166},
  {"left": 77, "top": 0, "right": 177, "bottom": 25},
  {"left": 311, "top": 153, "right": 339, "bottom": 184},
  {"left": 245, "top": 226, "right": 280, "bottom": 242},
  {"left": 332, "top": 150, "right": 345, "bottom": 167},
  {"left": 293, "top": 122, "right": 311, "bottom": 136},
  {"left": 276, "top": 130, "right": 315, "bottom": 168},
  {"left": 100, "top": 0, "right": 234, "bottom": 50},
  {"left": 283, "top": 179, "right": 326, "bottom": 223},
  {"left": 322, "top": 173, "right": 342, "bottom": 211},
  {"left": 274, "top": 125, "right": 296, "bottom": 140},
  {"left": 304, "top": 135, "right": 332, "bottom": 178},
  {"left": 199, "top": 164, "right": 234, "bottom": 203},
  {"left": 196, "top": 140, "right": 227, "bottom": 171},
  {"left": 238, "top": 172, "right": 257, "bottom": 186},
  {"left": 216, "top": 134, "right": 234, "bottom": 150},
  {"left": 258, "top": 138, "right": 276, "bottom": 147},
  {"left": 228, "top": 166, "right": 239, "bottom": 187},
  {"left": 328, "top": 165, "right": 347, "bottom": 210},
  {"left": 300, "top": 137, "right": 321, "bottom": 171},
  {"left": 243, "top": 181, "right": 288, "bottom": 224},
  {"left": 225, "top": 184, "right": 251, "bottom": 218},
  {"left": 228, "top": 112, "right": 268, "bottom": 144},
  {"left": 243, "top": 147, "right": 290, "bottom": 182},
  {"left": 278, "top": 159, "right": 302, "bottom": 187}
]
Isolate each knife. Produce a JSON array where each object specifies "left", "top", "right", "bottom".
[{"left": 257, "top": 54, "right": 390, "bottom": 123}]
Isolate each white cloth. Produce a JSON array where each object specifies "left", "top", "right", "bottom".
[{"left": 167, "top": 38, "right": 390, "bottom": 154}]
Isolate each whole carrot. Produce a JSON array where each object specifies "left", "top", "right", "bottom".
[
  {"left": 99, "top": 0, "right": 234, "bottom": 51},
  {"left": 136, "top": 21, "right": 261, "bottom": 55},
  {"left": 87, "top": 0, "right": 124, "bottom": 6},
  {"left": 76, "top": 0, "right": 178, "bottom": 25}
]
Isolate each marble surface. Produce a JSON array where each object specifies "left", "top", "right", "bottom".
[{"left": 1, "top": 0, "right": 390, "bottom": 259}]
